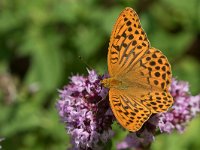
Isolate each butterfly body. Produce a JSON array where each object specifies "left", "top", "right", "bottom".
[
  {"left": 101, "top": 78, "right": 127, "bottom": 89},
  {"left": 102, "top": 7, "right": 174, "bottom": 132}
]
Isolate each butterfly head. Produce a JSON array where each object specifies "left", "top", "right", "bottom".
[{"left": 101, "top": 78, "right": 110, "bottom": 88}]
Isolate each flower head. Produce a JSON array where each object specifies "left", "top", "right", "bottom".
[
  {"left": 56, "top": 70, "right": 114, "bottom": 149},
  {"left": 157, "top": 78, "right": 200, "bottom": 133},
  {"left": 117, "top": 128, "right": 154, "bottom": 150}
]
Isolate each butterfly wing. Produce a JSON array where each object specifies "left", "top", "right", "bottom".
[
  {"left": 109, "top": 88, "right": 151, "bottom": 132},
  {"left": 127, "top": 47, "right": 173, "bottom": 113},
  {"left": 108, "top": 7, "right": 150, "bottom": 77}
]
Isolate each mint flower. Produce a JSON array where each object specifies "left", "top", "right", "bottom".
[
  {"left": 158, "top": 78, "right": 200, "bottom": 133},
  {"left": 56, "top": 70, "right": 114, "bottom": 149},
  {"left": 117, "top": 128, "right": 154, "bottom": 150}
]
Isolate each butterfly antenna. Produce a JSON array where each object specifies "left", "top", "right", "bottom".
[
  {"left": 78, "top": 56, "right": 93, "bottom": 70},
  {"left": 97, "top": 97, "right": 106, "bottom": 106}
]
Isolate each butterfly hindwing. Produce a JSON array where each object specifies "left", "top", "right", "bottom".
[
  {"left": 125, "top": 47, "right": 172, "bottom": 90},
  {"left": 109, "top": 88, "right": 151, "bottom": 132},
  {"left": 140, "top": 91, "right": 173, "bottom": 113},
  {"left": 139, "top": 47, "right": 172, "bottom": 91}
]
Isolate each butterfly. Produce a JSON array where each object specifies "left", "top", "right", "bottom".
[{"left": 101, "top": 7, "right": 174, "bottom": 132}]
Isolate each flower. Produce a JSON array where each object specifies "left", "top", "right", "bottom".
[
  {"left": 56, "top": 69, "right": 114, "bottom": 149},
  {"left": 157, "top": 78, "right": 200, "bottom": 133},
  {"left": 117, "top": 128, "right": 154, "bottom": 150}
]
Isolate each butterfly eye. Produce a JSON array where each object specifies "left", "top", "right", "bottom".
[{"left": 101, "top": 79, "right": 109, "bottom": 88}]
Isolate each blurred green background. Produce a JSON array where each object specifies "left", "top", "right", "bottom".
[{"left": 0, "top": 0, "right": 200, "bottom": 149}]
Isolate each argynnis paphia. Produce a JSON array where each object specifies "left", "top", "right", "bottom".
[{"left": 101, "top": 7, "right": 173, "bottom": 132}]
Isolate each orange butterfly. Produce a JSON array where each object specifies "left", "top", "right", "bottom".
[{"left": 101, "top": 7, "right": 174, "bottom": 132}]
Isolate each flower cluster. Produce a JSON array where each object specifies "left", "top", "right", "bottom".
[
  {"left": 56, "top": 69, "right": 200, "bottom": 150},
  {"left": 158, "top": 78, "right": 200, "bottom": 133},
  {"left": 56, "top": 70, "right": 114, "bottom": 149},
  {"left": 117, "top": 128, "right": 154, "bottom": 150}
]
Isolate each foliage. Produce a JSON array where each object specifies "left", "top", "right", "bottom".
[{"left": 0, "top": 0, "right": 200, "bottom": 149}]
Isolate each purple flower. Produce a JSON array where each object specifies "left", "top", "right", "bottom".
[
  {"left": 56, "top": 70, "right": 114, "bottom": 149},
  {"left": 117, "top": 128, "right": 154, "bottom": 150},
  {"left": 157, "top": 78, "right": 200, "bottom": 133}
]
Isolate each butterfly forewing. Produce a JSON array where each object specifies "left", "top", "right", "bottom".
[{"left": 108, "top": 7, "right": 150, "bottom": 77}]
